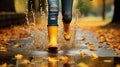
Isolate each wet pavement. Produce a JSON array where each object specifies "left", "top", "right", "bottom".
[
  {"left": 1, "top": 27, "right": 119, "bottom": 57},
  {"left": 0, "top": 19, "right": 120, "bottom": 67}
]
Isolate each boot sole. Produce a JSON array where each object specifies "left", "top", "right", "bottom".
[{"left": 48, "top": 47, "right": 58, "bottom": 53}]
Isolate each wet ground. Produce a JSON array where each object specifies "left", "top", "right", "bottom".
[{"left": 0, "top": 17, "right": 120, "bottom": 67}]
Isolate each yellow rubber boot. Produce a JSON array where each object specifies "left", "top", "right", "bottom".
[
  {"left": 48, "top": 26, "right": 58, "bottom": 51},
  {"left": 63, "top": 23, "right": 71, "bottom": 41}
]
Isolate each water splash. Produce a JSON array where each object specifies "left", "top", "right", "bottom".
[
  {"left": 26, "top": 1, "right": 36, "bottom": 26},
  {"left": 23, "top": 0, "right": 79, "bottom": 50}
]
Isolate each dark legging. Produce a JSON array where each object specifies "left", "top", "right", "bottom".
[{"left": 47, "top": 0, "right": 73, "bottom": 26}]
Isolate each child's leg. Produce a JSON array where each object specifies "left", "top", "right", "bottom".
[
  {"left": 47, "top": 0, "right": 59, "bottom": 50},
  {"left": 61, "top": 0, "right": 73, "bottom": 40}
]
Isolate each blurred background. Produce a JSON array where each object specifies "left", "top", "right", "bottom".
[{"left": 0, "top": 0, "right": 115, "bottom": 27}]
